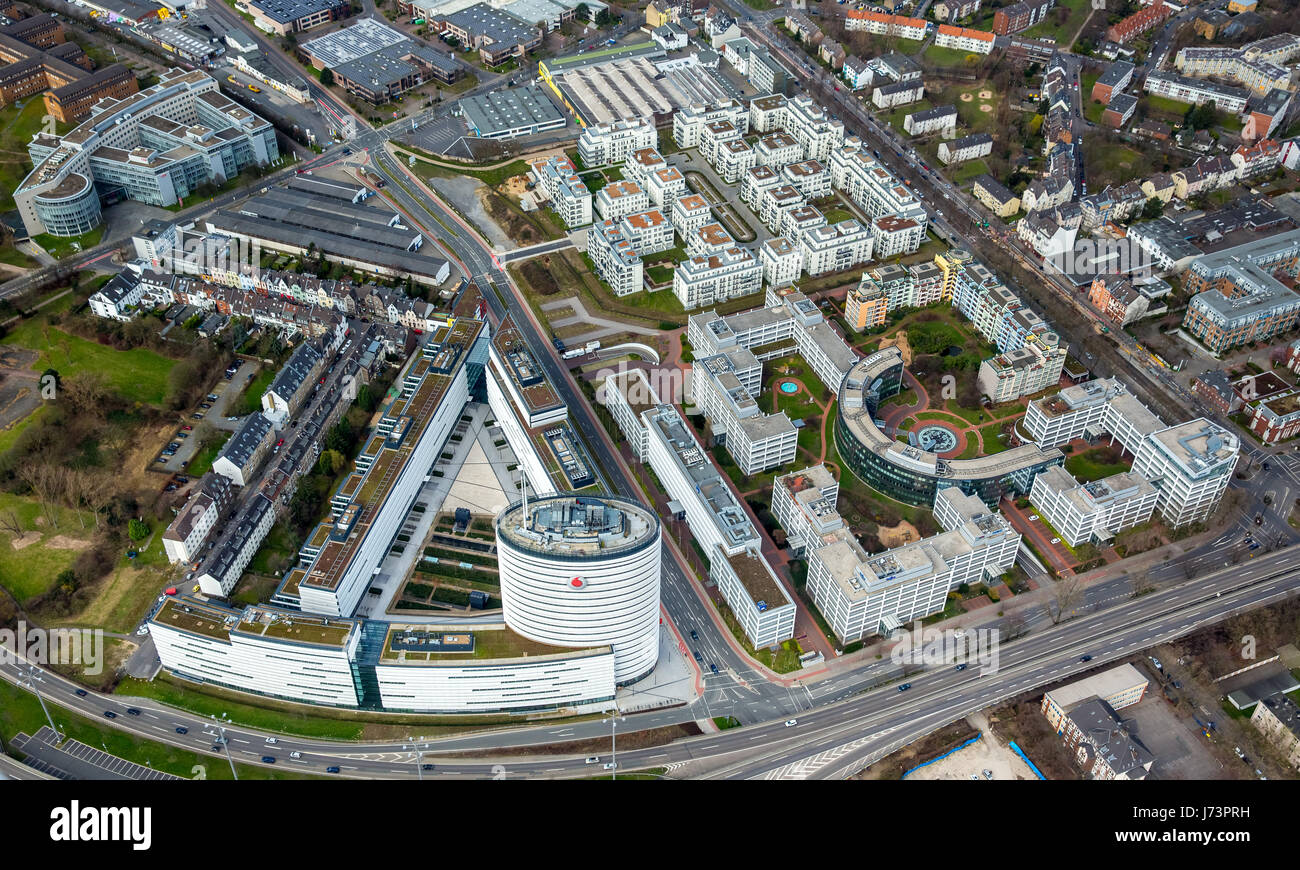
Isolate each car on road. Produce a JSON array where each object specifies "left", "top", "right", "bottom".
[
  {"left": 326, "top": 766, "right": 340, "bottom": 773},
  {"left": 103, "top": 710, "right": 117, "bottom": 719},
  {"left": 603, "top": 762, "right": 617, "bottom": 770},
  {"left": 693, "top": 650, "right": 702, "bottom": 662},
  {"left": 1149, "top": 656, "right": 1162, "bottom": 670},
  {"left": 126, "top": 708, "right": 141, "bottom": 716},
  {"left": 421, "top": 764, "right": 434, "bottom": 771},
  {"left": 265, "top": 737, "right": 278, "bottom": 744},
  {"left": 165, "top": 587, "right": 177, "bottom": 595},
  {"left": 75, "top": 689, "right": 88, "bottom": 697},
  {"left": 983, "top": 769, "right": 993, "bottom": 779},
  {"left": 1080, "top": 654, "right": 1093, "bottom": 662},
  {"left": 290, "top": 751, "right": 302, "bottom": 759},
  {"left": 709, "top": 663, "right": 719, "bottom": 674},
  {"left": 690, "top": 630, "right": 698, "bottom": 640},
  {"left": 784, "top": 719, "right": 798, "bottom": 727},
  {"left": 585, "top": 756, "right": 600, "bottom": 764},
  {"left": 261, "top": 756, "right": 276, "bottom": 764},
  {"left": 136, "top": 625, "right": 149, "bottom": 636},
  {"left": 955, "top": 663, "right": 967, "bottom": 671},
  {"left": 898, "top": 683, "right": 912, "bottom": 692},
  {"left": 248, "top": 85, "right": 261, "bottom": 93},
  {"left": 175, "top": 726, "right": 188, "bottom": 734}
]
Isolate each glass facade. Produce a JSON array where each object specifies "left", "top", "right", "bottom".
[{"left": 33, "top": 176, "right": 102, "bottom": 237}]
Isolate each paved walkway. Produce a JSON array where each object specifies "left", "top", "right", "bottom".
[{"left": 541, "top": 295, "right": 664, "bottom": 342}]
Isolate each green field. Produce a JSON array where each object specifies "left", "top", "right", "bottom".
[
  {"left": 186, "top": 431, "right": 231, "bottom": 477},
  {"left": 1, "top": 320, "right": 176, "bottom": 405},
  {"left": 32, "top": 226, "right": 106, "bottom": 260},
  {"left": 1065, "top": 449, "right": 1129, "bottom": 482},
  {"left": 232, "top": 366, "right": 274, "bottom": 415},
  {"left": 0, "top": 492, "right": 95, "bottom": 604},
  {"left": 1024, "top": 0, "right": 1092, "bottom": 44},
  {"left": 0, "top": 100, "right": 72, "bottom": 212},
  {"left": 1144, "top": 93, "right": 1192, "bottom": 116},
  {"left": 923, "top": 43, "right": 984, "bottom": 67}
]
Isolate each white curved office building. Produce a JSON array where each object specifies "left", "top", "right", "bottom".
[{"left": 496, "top": 495, "right": 661, "bottom": 684}]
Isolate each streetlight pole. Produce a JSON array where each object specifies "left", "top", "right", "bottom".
[
  {"left": 405, "top": 736, "right": 430, "bottom": 781},
  {"left": 205, "top": 714, "right": 238, "bottom": 781},
  {"left": 19, "top": 664, "right": 62, "bottom": 742},
  {"left": 602, "top": 709, "right": 625, "bottom": 781}
]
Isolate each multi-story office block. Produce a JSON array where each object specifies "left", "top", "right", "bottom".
[
  {"left": 1131, "top": 419, "right": 1239, "bottom": 528},
  {"left": 710, "top": 545, "right": 797, "bottom": 647},
  {"left": 771, "top": 464, "right": 843, "bottom": 556},
  {"left": 1030, "top": 465, "right": 1158, "bottom": 547}
]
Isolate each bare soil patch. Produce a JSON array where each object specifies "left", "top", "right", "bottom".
[{"left": 878, "top": 520, "right": 920, "bottom": 548}]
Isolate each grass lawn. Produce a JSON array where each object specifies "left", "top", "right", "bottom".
[
  {"left": 950, "top": 157, "right": 991, "bottom": 185},
  {"left": 1065, "top": 448, "right": 1129, "bottom": 482},
  {"left": 401, "top": 149, "right": 532, "bottom": 188},
  {"left": 0, "top": 241, "right": 39, "bottom": 268},
  {"left": 32, "top": 226, "right": 106, "bottom": 260},
  {"left": 715, "top": 598, "right": 803, "bottom": 673},
  {"left": 0, "top": 679, "right": 319, "bottom": 780},
  {"left": 186, "top": 431, "right": 231, "bottom": 477},
  {"left": 923, "top": 43, "right": 984, "bottom": 67},
  {"left": 231, "top": 366, "right": 273, "bottom": 416},
  {"left": 439, "top": 71, "right": 479, "bottom": 94},
  {"left": 0, "top": 492, "right": 94, "bottom": 604},
  {"left": 979, "top": 421, "right": 1011, "bottom": 454},
  {"left": 821, "top": 202, "right": 857, "bottom": 223},
  {"left": 1083, "top": 139, "right": 1155, "bottom": 190},
  {"left": 1144, "top": 93, "right": 1192, "bottom": 118},
  {"left": 0, "top": 100, "right": 72, "bottom": 211},
  {"left": 2, "top": 320, "right": 176, "bottom": 405},
  {"left": 741, "top": 0, "right": 776, "bottom": 8},
  {"left": 0, "top": 403, "right": 48, "bottom": 455},
  {"left": 1023, "top": 0, "right": 1092, "bottom": 43}
]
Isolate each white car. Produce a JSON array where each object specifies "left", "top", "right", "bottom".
[
  {"left": 265, "top": 737, "right": 278, "bottom": 745},
  {"left": 135, "top": 626, "right": 149, "bottom": 636},
  {"left": 602, "top": 762, "right": 617, "bottom": 770},
  {"left": 1050, "top": 537, "right": 1061, "bottom": 544},
  {"left": 584, "top": 756, "right": 600, "bottom": 764},
  {"left": 785, "top": 719, "right": 798, "bottom": 727},
  {"left": 289, "top": 751, "right": 301, "bottom": 759},
  {"left": 1028, "top": 514, "right": 1039, "bottom": 521}
]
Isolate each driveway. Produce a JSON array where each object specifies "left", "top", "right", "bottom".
[{"left": 154, "top": 359, "right": 258, "bottom": 473}]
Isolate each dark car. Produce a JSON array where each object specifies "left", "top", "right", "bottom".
[
  {"left": 421, "top": 764, "right": 434, "bottom": 771},
  {"left": 898, "top": 683, "right": 912, "bottom": 692},
  {"left": 104, "top": 710, "right": 118, "bottom": 719},
  {"left": 1080, "top": 655, "right": 1093, "bottom": 662},
  {"left": 261, "top": 756, "right": 276, "bottom": 764},
  {"left": 75, "top": 688, "right": 88, "bottom": 697},
  {"left": 692, "top": 650, "right": 702, "bottom": 662},
  {"left": 690, "top": 630, "right": 699, "bottom": 641},
  {"left": 126, "top": 708, "right": 141, "bottom": 716},
  {"left": 955, "top": 663, "right": 967, "bottom": 671},
  {"left": 709, "top": 663, "right": 719, "bottom": 674},
  {"left": 326, "top": 766, "right": 341, "bottom": 773},
  {"left": 175, "top": 726, "right": 188, "bottom": 734}
]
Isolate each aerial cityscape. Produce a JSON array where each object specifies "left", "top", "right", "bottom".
[{"left": 1, "top": 0, "right": 1299, "bottom": 810}]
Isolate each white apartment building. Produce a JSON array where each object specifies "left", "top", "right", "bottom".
[
  {"left": 749, "top": 93, "right": 789, "bottom": 133},
  {"left": 781, "top": 204, "right": 827, "bottom": 240},
  {"left": 1029, "top": 465, "right": 1158, "bottom": 547},
  {"left": 710, "top": 545, "right": 797, "bottom": 647},
  {"left": 858, "top": 262, "right": 945, "bottom": 313},
  {"left": 742, "top": 164, "right": 784, "bottom": 211},
  {"left": 619, "top": 208, "right": 675, "bottom": 255},
  {"left": 588, "top": 219, "right": 645, "bottom": 297},
  {"left": 786, "top": 94, "right": 846, "bottom": 161},
  {"left": 800, "top": 219, "right": 875, "bottom": 276},
  {"left": 595, "top": 179, "right": 650, "bottom": 222},
  {"left": 761, "top": 237, "right": 803, "bottom": 287},
  {"left": 976, "top": 333, "right": 1067, "bottom": 403},
  {"left": 533, "top": 156, "right": 593, "bottom": 228},
  {"left": 161, "top": 474, "right": 232, "bottom": 565},
  {"left": 904, "top": 105, "right": 958, "bottom": 137},
  {"left": 807, "top": 489, "right": 1021, "bottom": 642},
  {"left": 673, "top": 100, "right": 749, "bottom": 149},
  {"left": 624, "top": 147, "right": 668, "bottom": 185},
  {"left": 771, "top": 464, "right": 843, "bottom": 556},
  {"left": 714, "top": 137, "right": 758, "bottom": 184},
  {"left": 873, "top": 80, "right": 925, "bottom": 109},
  {"left": 687, "top": 222, "right": 737, "bottom": 257},
  {"left": 577, "top": 117, "right": 657, "bottom": 165},
  {"left": 1142, "top": 69, "right": 1250, "bottom": 113},
  {"left": 939, "top": 132, "right": 994, "bottom": 165},
  {"left": 782, "top": 159, "right": 831, "bottom": 199},
  {"left": 830, "top": 139, "right": 928, "bottom": 231},
  {"left": 674, "top": 246, "right": 764, "bottom": 309},
  {"left": 872, "top": 215, "right": 926, "bottom": 258},
  {"left": 760, "top": 184, "right": 808, "bottom": 233},
  {"left": 672, "top": 193, "right": 712, "bottom": 241},
  {"left": 645, "top": 166, "right": 687, "bottom": 207},
  {"left": 756, "top": 131, "right": 803, "bottom": 168}
]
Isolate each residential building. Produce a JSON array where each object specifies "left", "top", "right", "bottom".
[
  {"left": 577, "top": 117, "right": 657, "bottom": 166},
  {"left": 1143, "top": 69, "right": 1250, "bottom": 114},
  {"left": 872, "top": 215, "right": 926, "bottom": 258},
  {"left": 162, "top": 474, "right": 234, "bottom": 565},
  {"left": 976, "top": 333, "right": 1067, "bottom": 403},
  {"left": 844, "top": 9, "right": 927, "bottom": 41},
  {"left": 674, "top": 246, "right": 763, "bottom": 309},
  {"left": 213, "top": 412, "right": 275, "bottom": 487},
  {"left": 972, "top": 174, "right": 1020, "bottom": 217},
  {"left": 1250, "top": 692, "right": 1300, "bottom": 769},
  {"left": 1182, "top": 230, "right": 1300, "bottom": 354},
  {"left": 1107, "top": 1, "right": 1173, "bottom": 45},
  {"left": 760, "top": 237, "right": 803, "bottom": 288},
  {"left": 993, "top": 0, "right": 1055, "bottom": 35},
  {"left": 1089, "top": 276, "right": 1150, "bottom": 326},
  {"left": 800, "top": 220, "right": 874, "bottom": 276},
  {"left": 934, "top": 24, "right": 996, "bottom": 54},
  {"left": 619, "top": 208, "right": 675, "bottom": 255},
  {"left": 1042, "top": 664, "right": 1150, "bottom": 731},
  {"left": 1091, "top": 60, "right": 1134, "bottom": 104},
  {"left": 938, "top": 132, "right": 993, "bottom": 165},
  {"left": 904, "top": 105, "right": 958, "bottom": 137},
  {"left": 247, "top": 0, "right": 350, "bottom": 35},
  {"left": 595, "top": 179, "right": 650, "bottom": 222},
  {"left": 873, "top": 79, "right": 925, "bottom": 109},
  {"left": 1246, "top": 389, "right": 1300, "bottom": 443},
  {"left": 588, "top": 218, "right": 645, "bottom": 297},
  {"left": 531, "top": 155, "right": 592, "bottom": 227},
  {"left": 672, "top": 193, "right": 712, "bottom": 240}
]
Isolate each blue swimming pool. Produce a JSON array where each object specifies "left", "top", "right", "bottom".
[{"left": 780, "top": 382, "right": 799, "bottom": 394}]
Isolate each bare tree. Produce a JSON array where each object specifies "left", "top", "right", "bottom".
[
  {"left": 1048, "top": 574, "right": 1083, "bottom": 625},
  {"left": 1129, "top": 570, "right": 1153, "bottom": 599},
  {"left": 17, "top": 464, "right": 60, "bottom": 530},
  {"left": 0, "top": 509, "right": 22, "bottom": 538}
]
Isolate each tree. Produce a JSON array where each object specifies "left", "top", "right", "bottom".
[
  {"left": 595, "top": 8, "right": 613, "bottom": 26},
  {"left": 1048, "top": 574, "right": 1082, "bottom": 625},
  {"left": 317, "top": 449, "right": 345, "bottom": 476},
  {"left": 1141, "top": 197, "right": 1164, "bottom": 220},
  {"left": 320, "top": 67, "right": 334, "bottom": 87},
  {"left": 128, "top": 518, "right": 150, "bottom": 541}
]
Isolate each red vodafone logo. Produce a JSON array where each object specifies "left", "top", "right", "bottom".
[{"left": 570, "top": 577, "right": 585, "bottom": 589}]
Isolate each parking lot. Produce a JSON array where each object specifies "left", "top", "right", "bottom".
[{"left": 152, "top": 359, "right": 258, "bottom": 473}]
